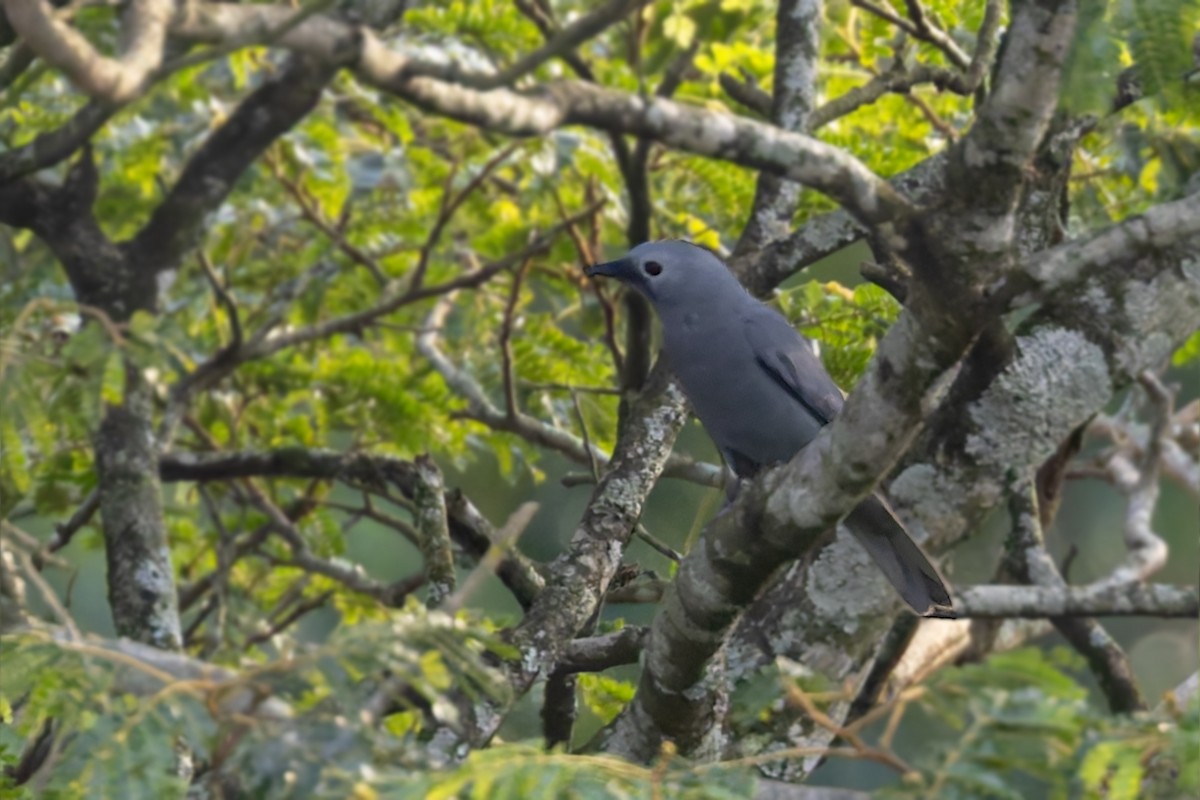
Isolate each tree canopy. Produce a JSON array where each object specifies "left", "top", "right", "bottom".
[{"left": 1, "top": 0, "right": 1198, "bottom": 797}]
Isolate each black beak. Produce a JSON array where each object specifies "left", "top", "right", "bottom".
[{"left": 585, "top": 257, "right": 634, "bottom": 280}]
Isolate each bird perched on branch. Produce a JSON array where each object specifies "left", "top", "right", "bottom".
[{"left": 587, "top": 240, "right": 953, "bottom": 617}]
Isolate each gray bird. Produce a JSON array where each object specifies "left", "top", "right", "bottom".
[{"left": 587, "top": 240, "right": 953, "bottom": 617}]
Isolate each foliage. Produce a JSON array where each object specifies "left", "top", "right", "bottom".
[
  {"left": 3, "top": 637, "right": 1195, "bottom": 798},
  {"left": 888, "top": 648, "right": 1198, "bottom": 800},
  {"left": 776, "top": 281, "right": 901, "bottom": 389},
  {"left": 1, "top": 0, "right": 1197, "bottom": 796},
  {"left": 0, "top": 601, "right": 514, "bottom": 797}
]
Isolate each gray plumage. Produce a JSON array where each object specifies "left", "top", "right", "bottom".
[{"left": 587, "top": 240, "right": 953, "bottom": 617}]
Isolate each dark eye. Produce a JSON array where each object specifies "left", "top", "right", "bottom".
[{"left": 644, "top": 261, "right": 663, "bottom": 276}]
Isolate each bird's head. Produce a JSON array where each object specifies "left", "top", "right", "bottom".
[{"left": 585, "top": 240, "right": 744, "bottom": 309}]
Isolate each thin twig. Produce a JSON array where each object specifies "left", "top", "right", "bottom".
[
  {"left": 244, "top": 590, "right": 332, "bottom": 647},
  {"left": 11, "top": 547, "right": 80, "bottom": 640},
  {"left": 784, "top": 681, "right": 914, "bottom": 775},
  {"left": 443, "top": 502, "right": 538, "bottom": 614},
  {"left": 410, "top": 142, "right": 521, "bottom": 291},
  {"left": 268, "top": 155, "right": 388, "bottom": 286},
  {"left": 499, "top": 257, "right": 532, "bottom": 420},
  {"left": 48, "top": 489, "right": 100, "bottom": 553}
]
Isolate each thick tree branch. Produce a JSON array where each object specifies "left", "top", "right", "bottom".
[
  {"left": 951, "top": 0, "right": 1075, "bottom": 216},
  {"left": 555, "top": 627, "right": 649, "bottom": 675},
  {"left": 0, "top": 101, "right": 113, "bottom": 185},
  {"left": 731, "top": 154, "right": 948, "bottom": 296},
  {"left": 95, "top": 377, "right": 182, "bottom": 651},
  {"left": 1013, "top": 190, "right": 1200, "bottom": 298},
  {"left": 2, "top": 0, "right": 171, "bottom": 104},
  {"left": 392, "top": 80, "right": 911, "bottom": 229},
  {"left": 23, "top": 0, "right": 899, "bottom": 231},
  {"left": 504, "top": 361, "right": 690, "bottom": 694},
  {"left": 126, "top": 56, "right": 334, "bottom": 277}
]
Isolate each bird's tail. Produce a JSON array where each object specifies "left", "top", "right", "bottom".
[{"left": 844, "top": 494, "right": 955, "bottom": 617}]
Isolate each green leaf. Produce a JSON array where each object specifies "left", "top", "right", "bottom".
[
  {"left": 1172, "top": 329, "right": 1200, "bottom": 366},
  {"left": 578, "top": 674, "right": 636, "bottom": 724}
]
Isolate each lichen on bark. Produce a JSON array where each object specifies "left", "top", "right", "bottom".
[{"left": 95, "top": 375, "right": 182, "bottom": 651}]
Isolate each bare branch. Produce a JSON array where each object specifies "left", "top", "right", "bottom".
[
  {"left": 244, "top": 478, "right": 424, "bottom": 607},
  {"left": 964, "top": 0, "right": 1003, "bottom": 93},
  {"left": 731, "top": 153, "right": 948, "bottom": 296},
  {"left": 1097, "top": 372, "right": 1173, "bottom": 585},
  {"left": 808, "top": 63, "right": 965, "bottom": 131},
  {"left": 415, "top": 285, "right": 720, "bottom": 487},
  {"left": 506, "top": 361, "right": 691, "bottom": 697},
  {"left": 410, "top": 142, "right": 520, "bottom": 291},
  {"left": 268, "top": 159, "right": 387, "bottom": 286},
  {"left": 0, "top": 102, "right": 115, "bottom": 185},
  {"left": 498, "top": 257, "right": 530, "bottom": 419},
  {"left": 96, "top": 379, "right": 183, "bottom": 651},
  {"left": 719, "top": 71, "right": 772, "bottom": 116},
  {"left": 1005, "top": 484, "right": 1147, "bottom": 712},
  {"left": 952, "top": 582, "right": 1197, "bottom": 619},
  {"left": 390, "top": 80, "right": 910, "bottom": 229},
  {"left": 245, "top": 201, "right": 597, "bottom": 360}
]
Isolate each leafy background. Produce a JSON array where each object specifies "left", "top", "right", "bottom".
[{"left": 2, "top": 0, "right": 1198, "bottom": 796}]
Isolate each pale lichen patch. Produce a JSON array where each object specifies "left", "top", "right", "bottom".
[
  {"left": 965, "top": 328, "right": 1110, "bottom": 470},
  {"left": 807, "top": 527, "right": 891, "bottom": 627},
  {"left": 1114, "top": 271, "right": 1200, "bottom": 374},
  {"left": 891, "top": 463, "right": 985, "bottom": 543}
]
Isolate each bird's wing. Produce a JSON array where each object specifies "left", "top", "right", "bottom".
[{"left": 742, "top": 305, "right": 844, "bottom": 425}]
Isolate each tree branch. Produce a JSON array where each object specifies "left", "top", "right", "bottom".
[
  {"left": 735, "top": 0, "right": 821, "bottom": 255},
  {"left": 157, "top": 446, "right": 547, "bottom": 609},
  {"left": 1005, "top": 483, "right": 1144, "bottom": 712},
  {"left": 952, "top": 583, "right": 1197, "bottom": 619},
  {"left": 1013, "top": 190, "right": 1200, "bottom": 299},
  {"left": 454, "top": 0, "right": 651, "bottom": 90},
  {"left": 505, "top": 361, "right": 691, "bottom": 699},
  {"left": 58, "top": 0, "right": 910, "bottom": 231},
  {"left": 412, "top": 455, "right": 454, "bottom": 608},
  {"left": 555, "top": 626, "right": 649, "bottom": 675},
  {"left": 2, "top": 0, "right": 171, "bottom": 104},
  {"left": 126, "top": 56, "right": 335, "bottom": 277},
  {"left": 95, "top": 378, "right": 183, "bottom": 651},
  {"left": 414, "top": 285, "right": 721, "bottom": 487},
  {"left": 0, "top": 101, "right": 113, "bottom": 185},
  {"left": 950, "top": 0, "right": 1075, "bottom": 209}
]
